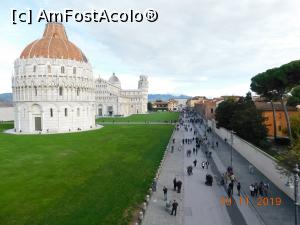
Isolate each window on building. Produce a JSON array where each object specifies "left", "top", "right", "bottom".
[
  {"left": 59, "top": 87, "right": 63, "bottom": 96},
  {"left": 47, "top": 65, "right": 51, "bottom": 73},
  {"left": 65, "top": 108, "right": 68, "bottom": 117},
  {"left": 33, "top": 65, "right": 36, "bottom": 72},
  {"left": 73, "top": 67, "right": 76, "bottom": 74},
  {"left": 50, "top": 108, "right": 53, "bottom": 117},
  {"left": 211, "top": 108, "right": 214, "bottom": 114},
  {"left": 77, "top": 108, "right": 80, "bottom": 116},
  {"left": 34, "top": 86, "right": 37, "bottom": 96},
  {"left": 77, "top": 88, "right": 80, "bottom": 96},
  {"left": 278, "top": 125, "right": 282, "bottom": 131},
  {"left": 61, "top": 66, "right": 65, "bottom": 74}
]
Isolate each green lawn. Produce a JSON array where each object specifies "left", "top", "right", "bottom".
[
  {"left": 0, "top": 124, "right": 174, "bottom": 225},
  {"left": 96, "top": 111, "right": 179, "bottom": 123}
]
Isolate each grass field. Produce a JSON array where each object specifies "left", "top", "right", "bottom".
[
  {"left": 96, "top": 111, "right": 180, "bottom": 123},
  {"left": 0, "top": 123, "right": 174, "bottom": 225}
]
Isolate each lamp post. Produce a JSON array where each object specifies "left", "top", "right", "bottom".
[
  {"left": 230, "top": 130, "right": 235, "bottom": 168},
  {"left": 293, "top": 164, "right": 300, "bottom": 225},
  {"left": 212, "top": 120, "right": 215, "bottom": 149}
]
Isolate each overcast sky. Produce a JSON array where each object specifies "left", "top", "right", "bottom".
[{"left": 1, "top": 0, "right": 300, "bottom": 97}]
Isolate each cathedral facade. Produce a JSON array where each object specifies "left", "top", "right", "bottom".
[
  {"left": 12, "top": 23, "right": 148, "bottom": 134},
  {"left": 95, "top": 73, "right": 148, "bottom": 117}
]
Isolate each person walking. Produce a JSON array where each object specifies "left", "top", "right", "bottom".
[
  {"left": 173, "top": 177, "right": 177, "bottom": 191},
  {"left": 163, "top": 186, "right": 168, "bottom": 201},
  {"left": 258, "top": 181, "right": 264, "bottom": 196},
  {"left": 177, "top": 180, "right": 182, "bottom": 193},
  {"left": 193, "top": 159, "right": 197, "bottom": 167},
  {"left": 201, "top": 161, "right": 205, "bottom": 169},
  {"left": 205, "top": 161, "right": 209, "bottom": 169},
  {"left": 152, "top": 179, "right": 157, "bottom": 192},
  {"left": 264, "top": 183, "right": 269, "bottom": 197},
  {"left": 187, "top": 166, "right": 193, "bottom": 176},
  {"left": 254, "top": 183, "right": 258, "bottom": 197},
  {"left": 237, "top": 182, "right": 241, "bottom": 196},
  {"left": 171, "top": 200, "right": 179, "bottom": 216},
  {"left": 249, "top": 184, "right": 254, "bottom": 196}
]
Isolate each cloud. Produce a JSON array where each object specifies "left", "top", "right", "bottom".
[{"left": 1, "top": 0, "right": 300, "bottom": 97}]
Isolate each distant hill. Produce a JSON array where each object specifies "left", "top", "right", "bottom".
[
  {"left": 0, "top": 93, "right": 12, "bottom": 103},
  {"left": 0, "top": 102, "right": 13, "bottom": 107},
  {"left": 0, "top": 92, "right": 190, "bottom": 103},
  {"left": 148, "top": 94, "right": 190, "bottom": 102}
]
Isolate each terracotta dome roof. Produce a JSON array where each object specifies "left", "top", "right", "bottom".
[{"left": 20, "top": 23, "right": 88, "bottom": 63}]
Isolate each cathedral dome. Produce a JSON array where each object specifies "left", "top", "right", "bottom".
[
  {"left": 20, "top": 23, "right": 88, "bottom": 63},
  {"left": 108, "top": 73, "right": 121, "bottom": 87}
]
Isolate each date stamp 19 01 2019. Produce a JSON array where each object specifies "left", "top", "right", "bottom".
[{"left": 220, "top": 196, "right": 282, "bottom": 207}]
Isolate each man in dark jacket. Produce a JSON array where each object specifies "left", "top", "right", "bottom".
[
  {"left": 193, "top": 159, "right": 197, "bottom": 167},
  {"left": 171, "top": 200, "right": 179, "bottom": 216},
  {"left": 173, "top": 177, "right": 177, "bottom": 191},
  {"left": 177, "top": 180, "right": 182, "bottom": 193}
]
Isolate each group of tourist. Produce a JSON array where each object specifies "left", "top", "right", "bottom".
[
  {"left": 173, "top": 177, "right": 183, "bottom": 193},
  {"left": 201, "top": 160, "right": 210, "bottom": 169},
  {"left": 249, "top": 181, "right": 269, "bottom": 197},
  {"left": 162, "top": 177, "right": 182, "bottom": 216}
]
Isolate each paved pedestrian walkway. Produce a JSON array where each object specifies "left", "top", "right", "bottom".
[
  {"left": 142, "top": 127, "right": 185, "bottom": 225},
  {"left": 183, "top": 125, "right": 232, "bottom": 225},
  {"left": 142, "top": 114, "right": 252, "bottom": 225},
  {"left": 194, "top": 122, "right": 263, "bottom": 225}
]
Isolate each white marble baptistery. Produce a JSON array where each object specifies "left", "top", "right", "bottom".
[{"left": 12, "top": 23, "right": 96, "bottom": 133}]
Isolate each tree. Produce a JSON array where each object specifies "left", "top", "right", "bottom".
[
  {"left": 290, "top": 113, "right": 300, "bottom": 140},
  {"left": 287, "top": 86, "right": 300, "bottom": 106},
  {"left": 277, "top": 108, "right": 300, "bottom": 175},
  {"left": 250, "top": 66, "right": 293, "bottom": 141},
  {"left": 277, "top": 141, "right": 300, "bottom": 175},
  {"left": 251, "top": 73, "right": 279, "bottom": 140},
  {"left": 215, "top": 98, "right": 237, "bottom": 130},
  {"left": 230, "top": 93, "right": 268, "bottom": 147},
  {"left": 147, "top": 102, "right": 153, "bottom": 111},
  {"left": 215, "top": 93, "right": 268, "bottom": 148},
  {"left": 280, "top": 60, "right": 300, "bottom": 88}
]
